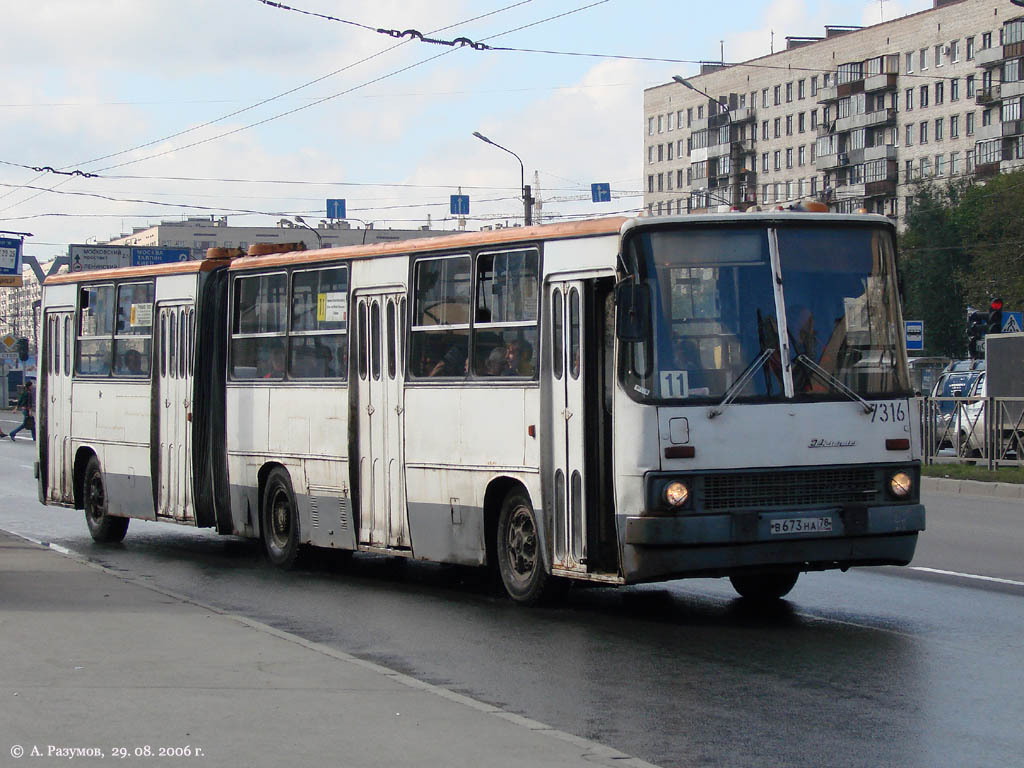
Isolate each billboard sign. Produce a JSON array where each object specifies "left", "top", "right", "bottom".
[
  {"left": 0, "top": 236, "right": 23, "bottom": 287},
  {"left": 69, "top": 245, "right": 131, "bottom": 272},
  {"left": 131, "top": 247, "right": 192, "bottom": 266}
]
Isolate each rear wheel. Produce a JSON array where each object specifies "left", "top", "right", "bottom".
[
  {"left": 261, "top": 467, "right": 304, "bottom": 569},
  {"left": 729, "top": 570, "right": 799, "bottom": 601},
  {"left": 497, "top": 490, "right": 559, "bottom": 604},
  {"left": 83, "top": 456, "right": 129, "bottom": 543}
]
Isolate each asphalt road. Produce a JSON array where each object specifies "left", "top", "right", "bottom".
[{"left": 2, "top": 438, "right": 1021, "bottom": 768}]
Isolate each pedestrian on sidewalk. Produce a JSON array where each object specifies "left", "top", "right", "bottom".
[{"left": 10, "top": 380, "right": 35, "bottom": 442}]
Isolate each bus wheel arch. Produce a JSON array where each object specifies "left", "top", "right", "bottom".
[
  {"left": 259, "top": 463, "right": 304, "bottom": 569},
  {"left": 81, "top": 453, "right": 130, "bottom": 544}
]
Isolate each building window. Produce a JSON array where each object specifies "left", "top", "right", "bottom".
[
  {"left": 905, "top": 124, "right": 913, "bottom": 146},
  {"left": 919, "top": 48, "right": 928, "bottom": 70},
  {"left": 920, "top": 121, "right": 928, "bottom": 144},
  {"left": 936, "top": 154, "right": 946, "bottom": 177},
  {"left": 647, "top": 146, "right": 654, "bottom": 164},
  {"left": 811, "top": 76, "right": 818, "bottom": 96},
  {"left": 657, "top": 115, "right": 664, "bottom": 133},
  {"left": 762, "top": 152, "right": 769, "bottom": 172},
  {"left": 786, "top": 82, "right": 793, "bottom": 102},
  {"left": 982, "top": 109, "right": 992, "bottom": 127},
  {"left": 786, "top": 148, "right": 793, "bottom": 168},
  {"left": 935, "top": 44, "right": 943, "bottom": 67},
  {"left": 657, "top": 173, "right": 664, "bottom": 192},
  {"left": 966, "top": 36, "right": 975, "bottom": 60},
  {"left": 920, "top": 157, "right": 931, "bottom": 177},
  {"left": 950, "top": 151, "right": 960, "bottom": 175},
  {"left": 774, "top": 150, "right": 781, "bottom": 171},
  {"left": 648, "top": 175, "right": 654, "bottom": 193},
  {"left": 798, "top": 112, "right": 806, "bottom": 133},
  {"left": 951, "top": 40, "right": 960, "bottom": 63},
  {"left": 905, "top": 52, "right": 914, "bottom": 74},
  {"left": 762, "top": 88, "right": 769, "bottom": 108},
  {"left": 798, "top": 145, "right": 806, "bottom": 166},
  {"left": 798, "top": 79, "right": 806, "bottom": 100},
  {"left": 762, "top": 120, "right": 769, "bottom": 140},
  {"left": 810, "top": 109, "right": 818, "bottom": 130},
  {"left": 648, "top": 117, "right": 654, "bottom": 136},
  {"left": 982, "top": 32, "right": 992, "bottom": 50},
  {"left": 951, "top": 78, "right": 960, "bottom": 101},
  {"left": 905, "top": 159, "right": 914, "bottom": 181},
  {"left": 786, "top": 115, "right": 793, "bottom": 136},
  {"left": 905, "top": 88, "right": 914, "bottom": 111},
  {"left": 667, "top": 112, "right": 674, "bottom": 131},
  {"left": 967, "top": 75, "right": 976, "bottom": 98},
  {"left": 920, "top": 85, "right": 929, "bottom": 108},
  {"left": 774, "top": 85, "right": 781, "bottom": 106},
  {"left": 950, "top": 114, "right": 959, "bottom": 138},
  {"left": 657, "top": 144, "right": 664, "bottom": 162},
  {"left": 966, "top": 111, "right": 976, "bottom": 136},
  {"left": 935, "top": 118, "right": 944, "bottom": 141},
  {"left": 774, "top": 117, "right": 781, "bottom": 138},
  {"left": 935, "top": 81, "right": 944, "bottom": 105}
]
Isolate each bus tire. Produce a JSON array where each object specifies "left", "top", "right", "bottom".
[
  {"left": 496, "top": 490, "right": 552, "bottom": 604},
  {"left": 261, "top": 467, "right": 303, "bottom": 569},
  {"left": 729, "top": 570, "right": 799, "bottom": 601},
  {"left": 83, "top": 456, "right": 129, "bottom": 544}
]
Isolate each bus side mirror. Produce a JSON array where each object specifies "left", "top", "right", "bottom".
[{"left": 615, "top": 279, "right": 650, "bottom": 342}]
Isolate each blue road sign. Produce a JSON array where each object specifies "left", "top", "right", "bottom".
[
  {"left": 131, "top": 247, "right": 192, "bottom": 266},
  {"left": 0, "top": 237, "right": 23, "bottom": 286},
  {"left": 326, "top": 199, "right": 347, "bottom": 219},
  {"left": 450, "top": 195, "right": 470, "bottom": 216},
  {"left": 591, "top": 183, "right": 611, "bottom": 203},
  {"left": 1001, "top": 311, "right": 1023, "bottom": 334},
  {"left": 905, "top": 320, "right": 924, "bottom": 351}
]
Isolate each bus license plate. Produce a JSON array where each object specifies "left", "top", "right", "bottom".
[{"left": 770, "top": 517, "right": 833, "bottom": 535}]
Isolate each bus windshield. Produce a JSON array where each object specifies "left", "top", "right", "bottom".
[{"left": 624, "top": 222, "right": 909, "bottom": 402}]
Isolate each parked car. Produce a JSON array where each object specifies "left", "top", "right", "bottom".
[
  {"left": 928, "top": 368, "right": 983, "bottom": 451},
  {"left": 960, "top": 372, "right": 1024, "bottom": 458}
]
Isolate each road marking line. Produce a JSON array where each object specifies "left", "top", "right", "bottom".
[{"left": 910, "top": 566, "right": 1024, "bottom": 587}]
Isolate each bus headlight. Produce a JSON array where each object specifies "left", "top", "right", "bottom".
[
  {"left": 664, "top": 481, "right": 690, "bottom": 507},
  {"left": 888, "top": 471, "right": 913, "bottom": 499}
]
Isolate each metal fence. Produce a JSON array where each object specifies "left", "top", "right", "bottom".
[{"left": 920, "top": 395, "right": 1024, "bottom": 468}]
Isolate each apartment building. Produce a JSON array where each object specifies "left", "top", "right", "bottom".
[{"left": 643, "top": 0, "right": 1024, "bottom": 222}]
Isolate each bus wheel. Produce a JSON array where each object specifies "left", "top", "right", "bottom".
[
  {"left": 262, "top": 468, "right": 303, "bottom": 569},
  {"left": 729, "top": 571, "right": 799, "bottom": 601},
  {"left": 83, "top": 456, "right": 129, "bottom": 544},
  {"left": 497, "top": 490, "right": 551, "bottom": 604}
]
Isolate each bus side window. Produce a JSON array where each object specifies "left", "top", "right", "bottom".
[
  {"left": 473, "top": 249, "right": 539, "bottom": 378},
  {"left": 230, "top": 273, "right": 288, "bottom": 380},
  {"left": 409, "top": 255, "right": 470, "bottom": 378},
  {"left": 358, "top": 300, "right": 368, "bottom": 380},
  {"left": 76, "top": 284, "right": 115, "bottom": 376},
  {"left": 63, "top": 316, "right": 71, "bottom": 376},
  {"left": 387, "top": 299, "right": 397, "bottom": 380}
]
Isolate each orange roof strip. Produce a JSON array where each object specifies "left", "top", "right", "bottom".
[
  {"left": 229, "top": 217, "right": 629, "bottom": 271},
  {"left": 45, "top": 257, "right": 223, "bottom": 285}
]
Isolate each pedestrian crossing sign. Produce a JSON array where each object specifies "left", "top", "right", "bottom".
[{"left": 1002, "top": 311, "right": 1023, "bottom": 334}]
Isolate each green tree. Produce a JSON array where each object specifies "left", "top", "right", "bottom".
[
  {"left": 899, "top": 179, "right": 972, "bottom": 358},
  {"left": 955, "top": 171, "right": 1024, "bottom": 311}
]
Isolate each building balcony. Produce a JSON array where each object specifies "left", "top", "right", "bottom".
[
  {"left": 690, "top": 117, "right": 709, "bottom": 133},
  {"left": 1003, "top": 80, "right": 1024, "bottom": 100},
  {"left": 974, "top": 161, "right": 1001, "bottom": 179},
  {"left": 1003, "top": 119, "right": 1024, "bottom": 137},
  {"left": 817, "top": 151, "right": 849, "bottom": 170},
  {"left": 865, "top": 179, "right": 898, "bottom": 197},
  {"left": 836, "top": 108, "right": 897, "bottom": 133},
  {"left": 976, "top": 86, "right": 1002, "bottom": 105},
  {"left": 834, "top": 182, "right": 866, "bottom": 199},
  {"left": 975, "top": 122, "right": 1004, "bottom": 141},
  {"left": 975, "top": 45, "right": 1004, "bottom": 67},
  {"left": 863, "top": 144, "right": 898, "bottom": 162},
  {"left": 864, "top": 73, "right": 898, "bottom": 92},
  {"left": 817, "top": 85, "right": 838, "bottom": 103}
]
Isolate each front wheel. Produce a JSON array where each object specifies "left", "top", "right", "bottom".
[
  {"left": 729, "top": 570, "right": 799, "bottom": 601},
  {"left": 496, "top": 490, "right": 559, "bottom": 604},
  {"left": 83, "top": 456, "right": 129, "bottom": 543},
  {"left": 261, "top": 467, "right": 304, "bottom": 569}
]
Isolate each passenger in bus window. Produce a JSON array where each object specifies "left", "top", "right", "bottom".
[
  {"left": 484, "top": 347, "right": 505, "bottom": 376},
  {"left": 673, "top": 339, "right": 709, "bottom": 395},
  {"left": 263, "top": 344, "right": 286, "bottom": 379},
  {"left": 504, "top": 339, "right": 533, "bottom": 376},
  {"left": 123, "top": 349, "right": 143, "bottom": 375}
]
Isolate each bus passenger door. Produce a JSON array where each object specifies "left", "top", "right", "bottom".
[
  {"left": 548, "top": 280, "right": 587, "bottom": 572},
  {"left": 155, "top": 304, "right": 195, "bottom": 523},
  {"left": 45, "top": 311, "right": 74, "bottom": 504},
  {"left": 356, "top": 291, "right": 410, "bottom": 550}
]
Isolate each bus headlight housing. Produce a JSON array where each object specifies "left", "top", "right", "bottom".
[
  {"left": 664, "top": 481, "right": 690, "bottom": 507},
  {"left": 888, "top": 471, "right": 913, "bottom": 499}
]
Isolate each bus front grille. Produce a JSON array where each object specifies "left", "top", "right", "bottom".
[{"left": 703, "top": 468, "right": 878, "bottom": 511}]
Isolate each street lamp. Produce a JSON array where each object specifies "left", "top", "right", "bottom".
[
  {"left": 472, "top": 131, "right": 534, "bottom": 226},
  {"left": 293, "top": 216, "right": 322, "bottom": 248},
  {"left": 672, "top": 75, "right": 741, "bottom": 210}
]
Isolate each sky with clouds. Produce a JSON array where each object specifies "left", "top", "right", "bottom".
[{"left": 1, "top": 0, "right": 932, "bottom": 263}]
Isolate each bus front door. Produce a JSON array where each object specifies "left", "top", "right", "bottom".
[
  {"left": 548, "top": 280, "right": 587, "bottom": 572},
  {"left": 155, "top": 304, "right": 195, "bottom": 523},
  {"left": 356, "top": 291, "right": 410, "bottom": 550},
  {"left": 45, "top": 311, "right": 74, "bottom": 504}
]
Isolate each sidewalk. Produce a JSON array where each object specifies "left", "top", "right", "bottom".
[
  {"left": 923, "top": 475, "right": 1024, "bottom": 500},
  {"left": 0, "top": 532, "right": 656, "bottom": 768}
]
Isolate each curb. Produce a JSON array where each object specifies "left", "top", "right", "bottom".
[{"left": 922, "top": 476, "right": 1024, "bottom": 500}]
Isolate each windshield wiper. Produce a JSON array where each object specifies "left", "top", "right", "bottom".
[
  {"left": 708, "top": 348, "right": 775, "bottom": 419},
  {"left": 793, "top": 354, "right": 874, "bottom": 414}
]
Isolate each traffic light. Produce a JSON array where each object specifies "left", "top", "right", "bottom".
[
  {"left": 967, "top": 311, "right": 987, "bottom": 358},
  {"left": 986, "top": 298, "right": 1004, "bottom": 336},
  {"left": 15, "top": 337, "right": 28, "bottom": 361}
]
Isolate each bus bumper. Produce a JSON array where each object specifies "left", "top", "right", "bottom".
[{"left": 620, "top": 504, "right": 924, "bottom": 583}]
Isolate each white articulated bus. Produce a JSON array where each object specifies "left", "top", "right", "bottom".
[{"left": 37, "top": 213, "right": 925, "bottom": 603}]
